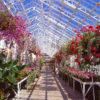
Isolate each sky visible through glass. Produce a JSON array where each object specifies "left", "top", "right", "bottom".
[{"left": 2, "top": 0, "right": 100, "bottom": 56}]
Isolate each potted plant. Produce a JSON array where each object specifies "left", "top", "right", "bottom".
[{"left": 0, "top": 58, "right": 19, "bottom": 99}]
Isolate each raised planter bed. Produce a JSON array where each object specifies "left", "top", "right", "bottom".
[
  {"left": 59, "top": 68, "right": 100, "bottom": 100},
  {"left": 70, "top": 76, "right": 100, "bottom": 100}
]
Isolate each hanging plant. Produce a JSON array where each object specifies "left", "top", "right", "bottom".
[
  {"left": 0, "top": 11, "right": 29, "bottom": 44},
  {"left": 0, "top": 11, "right": 11, "bottom": 31}
]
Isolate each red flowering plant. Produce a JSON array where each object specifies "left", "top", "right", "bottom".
[
  {"left": 55, "top": 51, "right": 63, "bottom": 64},
  {"left": 73, "top": 25, "right": 100, "bottom": 70},
  {"left": 58, "top": 25, "right": 100, "bottom": 81},
  {"left": 69, "top": 39, "right": 79, "bottom": 54},
  {"left": 68, "top": 33, "right": 82, "bottom": 55},
  {"left": 74, "top": 54, "right": 81, "bottom": 66},
  {"left": 63, "top": 42, "right": 72, "bottom": 55}
]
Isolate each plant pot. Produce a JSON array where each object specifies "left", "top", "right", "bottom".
[{"left": 0, "top": 82, "right": 9, "bottom": 90}]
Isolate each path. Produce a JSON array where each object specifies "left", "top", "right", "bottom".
[
  {"left": 14, "top": 66, "right": 63, "bottom": 100},
  {"left": 14, "top": 66, "right": 83, "bottom": 100}
]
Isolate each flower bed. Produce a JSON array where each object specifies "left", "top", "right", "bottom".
[
  {"left": 68, "top": 67, "right": 95, "bottom": 79},
  {"left": 59, "top": 67, "right": 100, "bottom": 100},
  {"left": 60, "top": 67, "right": 97, "bottom": 82}
]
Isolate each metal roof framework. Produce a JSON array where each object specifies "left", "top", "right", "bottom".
[{"left": 2, "top": 0, "right": 100, "bottom": 56}]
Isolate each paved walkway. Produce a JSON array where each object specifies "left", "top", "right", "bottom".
[{"left": 14, "top": 66, "right": 83, "bottom": 100}]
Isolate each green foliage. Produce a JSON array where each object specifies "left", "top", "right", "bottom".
[
  {"left": 0, "top": 60, "right": 19, "bottom": 84},
  {"left": 61, "top": 44, "right": 68, "bottom": 53},
  {"left": 61, "top": 67, "right": 68, "bottom": 74},
  {"left": 61, "top": 59, "right": 69, "bottom": 67},
  {"left": 28, "top": 71, "right": 36, "bottom": 84},
  {"left": 79, "top": 32, "right": 95, "bottom": 54},
  {"left": 0, "top": 53, "right": 19, "bottom": 99},
  {"left": 27, "top": 70, "right": 40, "bottom": 85},
  {"left": 65, "top": 42, "right": 72, "bottom": 54},
  {"left": 79, "top": 63, "right": 91, "bottom": 71},
  {"left": 0, "top": 50, "right": 28, "bottom": 99},
  {"left": 17, "top": 64, "right": 27, "bottom": 71},
  {"left": 39, "top": 57, "right": 45, "bottom": 66}
]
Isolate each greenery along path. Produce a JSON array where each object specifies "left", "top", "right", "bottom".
[{"left": 14, "top": 66, "right": 63, "bottom": 100}]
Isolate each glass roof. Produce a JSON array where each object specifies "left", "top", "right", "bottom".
[{"left": 2, "top": 0, "right": 100, "bottom": 57}]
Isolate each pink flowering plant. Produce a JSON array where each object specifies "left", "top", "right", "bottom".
[
  {"left": 63, "top": 67, "right": 96, "bottom": 81},
  {"left": 0, "top": 11, "right": 29, "bottom": 44},
  {"left": 0, "top": 11, "right": 40, "bottom": 63}
]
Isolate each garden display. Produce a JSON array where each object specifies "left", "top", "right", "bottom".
[
  {"left": 0, "top": 11, "right": 41, "bottom": 99},
  {"left": 0, "top": 0, "right": 100, "bottom": 100}
]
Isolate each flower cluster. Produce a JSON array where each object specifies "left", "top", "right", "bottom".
[
  {"left": 80, "top": 26, "right": 95, "bottom": 33},
  {"left": 55, "top": 25, "right": 100, "bottom": 70},
  {"left": 66, "top": 67, "right": 95, "bottom": 79},
  {"left": 54, "top": 51, "right": 63, "bottom": 63},
  {"left": 0, "top": 11, "right": 30, "bottom": 45},
  {"left": 74, "top": 25, "right": 100, "bottom": 57},
  {"left": 0, "top": 11, "right": 41, "bottom": 57},
  {"left": 69, "top": 39, "right": 78, "bottom": 54},
  {"left": 24, "top": 67, "right": 33, "bottom": 72}
]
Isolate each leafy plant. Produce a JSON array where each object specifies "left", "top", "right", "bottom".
[
  {"left": 27, "top": 70, "right": 40, "bottom": 85},
  {"left": 0, "top": 60, "right": 19, "bottom": 84},
  {"left": 39, "top": 57, "right": 45, "bottom": 66},
  {"left": 0, "top": 51, "right": 20, "bottom": 99}
]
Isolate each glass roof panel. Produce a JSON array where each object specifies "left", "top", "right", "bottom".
[
  {"left": 13, "top": 2, "right": 23, "bottom": 11},
  {"left": 2, "top": 0, "right": 100, "bottom": 56}
]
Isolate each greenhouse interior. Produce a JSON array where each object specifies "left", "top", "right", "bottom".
[{"left": 0, "top": 0, "right": 100, "bottom": 100}]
